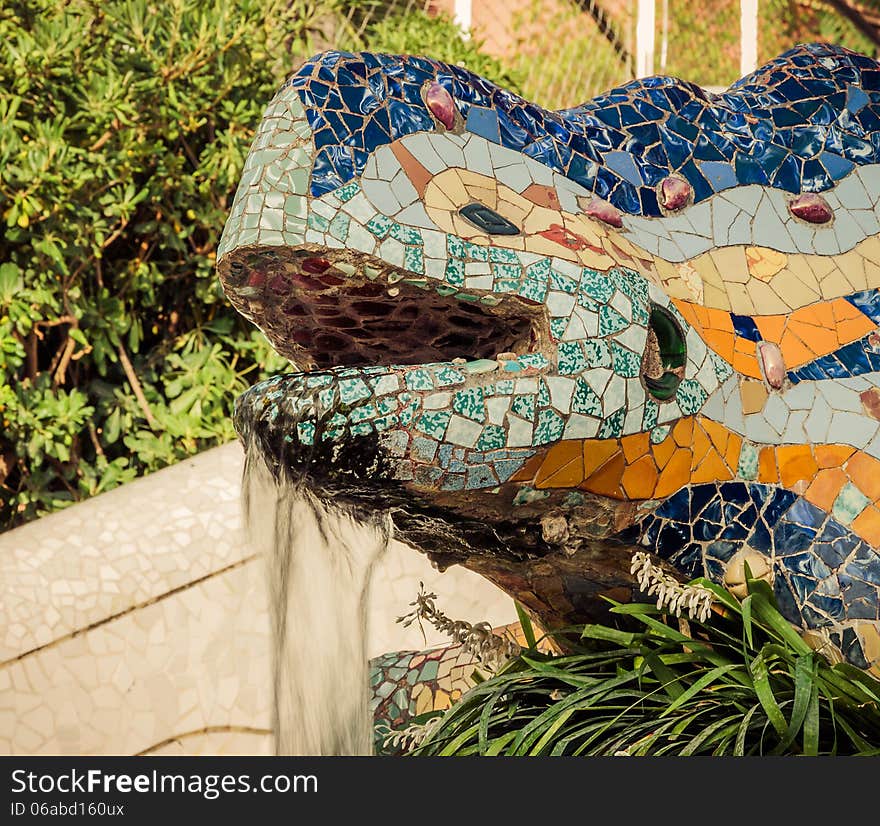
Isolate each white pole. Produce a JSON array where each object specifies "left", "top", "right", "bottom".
[
  {"left": 740, "top": 0, "right": 759, "bottom": 77},
  {"left": 636, "top": 0, "right": 656, "bottom": 78},
  {"left": 454, "top": 0, "right": 472, "bottom": 35}
]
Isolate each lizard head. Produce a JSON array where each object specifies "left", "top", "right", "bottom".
[
  {"left": 217, "top": 51, "right": 726, "bottom": 567},
  {"left": 218, "top": 45, "right": 880, "bottom": 669}
]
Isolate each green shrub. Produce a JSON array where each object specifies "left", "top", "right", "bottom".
[
  {"left": 407, "top": 579, "right": 880, "bottom": 756},
  {"left": 0, "top": 0, "right": 509, "bottom": 530}
]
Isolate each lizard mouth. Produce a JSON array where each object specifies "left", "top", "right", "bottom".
[{"left": 218, "top": 245, "right": 547, "bottom": 370}]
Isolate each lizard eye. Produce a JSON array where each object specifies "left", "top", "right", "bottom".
[
  {"left": 642, "top": 304, "right": 687, "bottom": 401},
  {"left": 458, "top": 203, "right": 520, "bottom": 235}
]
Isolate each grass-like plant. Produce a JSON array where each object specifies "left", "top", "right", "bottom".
[{"left": 406, "top": 578, "right": 880, "bottom": 756}]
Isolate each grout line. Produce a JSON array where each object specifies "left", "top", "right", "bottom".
[
  {"left": 136, "top": 725, "right": 272, "bottom": 756},
  {"left": 0, "top": 554, "right": 260, "bottom": 669}
]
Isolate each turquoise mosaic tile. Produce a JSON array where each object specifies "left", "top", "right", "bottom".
[
  {"left": 338, "top": 378, "right": 371, "bottom": 404},
  {"left": 581, "top": 267, "right": 614, "bottom": 302},
  {"left": 557, "top": 341, "right": 585, "bottom": 374},
  {"left": 598, "top": 304, "right": 628, "bottom": 336},
  {"left": 405, "top": 369, "right": 434, "bottom": 391},
  {"left": 611, "top": 341, "right": 641, "bottom": 377},
  {"left": 598, "top": 406, "right": 626, "bottom": 438},
  {"left": 583, "top": 339, "right": 612, "bottom": 368},
  {"left": 511, "top": 394, "right": 535, "bottom": 420},
  {"left": 676, "top": 378, "right": 709, "bottom": 415},
  {"left": 416, "top": 410, "right": 451, "bottom": 439},
  {"left": 534, "top": 408, "right": 564, "bottom": 445},
  {"left": 572, "top": 377, "right": 602, "bottom": 416},
  {"left": 452, "top": 387, "right": 486, "bottom": 421},
  {"left": 477, "top": 424, "right": 507, "bottom": 450}
]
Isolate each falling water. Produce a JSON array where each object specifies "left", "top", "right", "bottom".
[{"left": 242, "top": 450, "right": 391, "bottom": 755}]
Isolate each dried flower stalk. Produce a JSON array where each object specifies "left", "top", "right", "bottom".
[
  {"left": 397, "top": 583, "right": 521, "bottom": 671},
  {"left": 630, "top": 551, "right": 714, "bottom": 622}
]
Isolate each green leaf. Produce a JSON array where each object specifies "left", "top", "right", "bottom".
[
  {"left": 514, "top": 601, "right": 538, "bottom": 650},
  {"left": 749, "top": 648, "right": 788, "bottom": 738}
]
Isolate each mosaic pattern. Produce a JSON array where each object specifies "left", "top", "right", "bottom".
[
  {"left": 218, "top": 44, "right": 880, "bottom": 676},
  {"left": 0, "top": 442, "right": 517, "bottom": 754}
]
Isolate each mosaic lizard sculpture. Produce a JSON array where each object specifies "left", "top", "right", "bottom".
[{"left": 218, "top": 43, "right": 880, "bottom": 677}]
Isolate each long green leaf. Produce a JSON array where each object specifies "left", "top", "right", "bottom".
[
  {"left": 749, "top": 648, "right": 788, "bottom": 738},
  {"left": 514, "top": 601, "right": 538, "bottom": 650}
]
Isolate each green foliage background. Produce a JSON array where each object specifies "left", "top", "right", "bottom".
[
  {"left": 0, "top": 0, "right": 519, "bottom": 531},
  {"left": 3, "top": 0, "right": 879, "bottom": 532}
]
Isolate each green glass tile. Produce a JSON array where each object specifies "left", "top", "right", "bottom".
[{"left": 307, "top": 213, "right": 329, "bottom": 231}]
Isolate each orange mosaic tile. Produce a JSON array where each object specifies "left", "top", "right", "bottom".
[
  {"left": 510, "top": 451, "right": 545, "bottom": 483},
  {"left": 582, "top": 451, "right": 627, "bottom": 497},
  {"left": 814, "top": 444, "right": 856, "bottom": 468},
  {"left": 653, "top": 448, "right": 693, "bottom": 498},
  {"left": 656, "top": 443, "right": 681, "bottom": 477},
  {"left": 534, "top": 440, "right": 584, "bottom": 488},
  {"left": 582, "top": 439, "right": 621, "bottom": 479},
  {"left": 758, "top": 447, "right": 779, "bottom": 483},
  {"left": 691, "top": 446, "right": 734, "bottom": 485},
  {"left": 805, "top": 468, "right": 849, "bottom": 512},
  {"left": 674, "top": 296, "right": 876, "bottom": 379},
  {"left": 620, "top": 431, "right": 650, "bottom": 462},
  {"left": 672, "top": 417, "right": 694, "bottom": 447},
  {"left": 777, "top": 445, "right": 819, "bottom": 488},
  {"left": 844, "top": 452, "right": 880, "bottom": 501},
  {"left": 852, "top": 506, "right": 880, "bottom": 547},
  {"left": 621, "top": 455, "right": 659, "bottom": 499}
]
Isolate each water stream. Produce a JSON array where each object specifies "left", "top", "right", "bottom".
[{"left": 242, "top": 451, "right": 391, "bottom": 755}]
